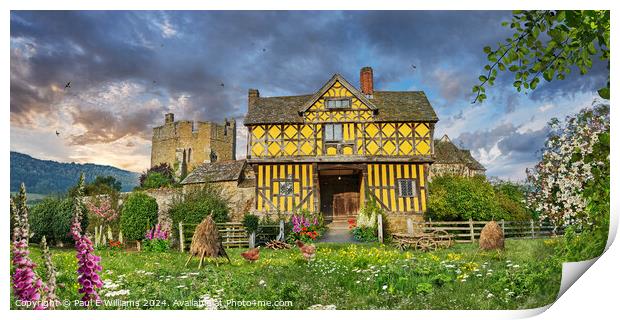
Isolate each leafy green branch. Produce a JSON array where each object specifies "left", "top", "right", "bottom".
[{"left": 473, "top": 10, "right": 610, "bottom": 104}]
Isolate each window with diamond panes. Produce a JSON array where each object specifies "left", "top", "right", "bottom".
[
  {"left": 398, "top": 179, "right": 416, "bottom": 198},
  {"left": 280, "top": 175, "right": 294, "bottom": 196}
]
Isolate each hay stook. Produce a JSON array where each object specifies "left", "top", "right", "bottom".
[
  {"left": 479, "top": 220, "right": 505, "bottom": 251},
  {"left": 185, "top": 215, "right": 230, "bottom": 268}
]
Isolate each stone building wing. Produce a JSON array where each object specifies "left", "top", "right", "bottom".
[
  {"left": 433, "top": 134, "right": 486, "bottom": 173},
  {"left": 180, "top": 160, "right": 247, "bottom": 184},
  {"left": 459, "top": 149, "right": 486, "bottom": 171}
]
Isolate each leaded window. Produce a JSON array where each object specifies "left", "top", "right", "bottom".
[
  {"left": 280, "top": 175, "right": 294, "bottom": 196},
  {"left": 398, "top": 179, "right": 416, "bottom": 198}
]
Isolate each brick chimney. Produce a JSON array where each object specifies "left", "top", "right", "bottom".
[
  {"left": 248, "top": 89, "right": 259, "bottom": 112},
  {"left": 360, "top": 66, "right": 374, "bottom": 98},
  {"left": 165, "top": 113, "right": 174, "bottom": 124}
]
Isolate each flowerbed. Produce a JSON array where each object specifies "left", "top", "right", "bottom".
[
  {"left": 10, "top": 239, "right": 561, "bottom": 310},
  {"left": 286, "top": 210, "right": 325, "bottom": 243}
]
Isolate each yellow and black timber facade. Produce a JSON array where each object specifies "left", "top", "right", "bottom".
[{"left": 244, "top": 67, "right": 439, "bottom": 228}]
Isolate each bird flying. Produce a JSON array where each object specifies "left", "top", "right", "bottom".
[{"left": 64, "top": 81, "right": 71, "bottom": 89}]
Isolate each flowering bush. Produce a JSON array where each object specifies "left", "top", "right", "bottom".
[
  {"left": 286, "top": 210, "right": 324, "bottom": 243},
  {"left": 526, "top": 104, "right": 609, "bottom": 228},
  {"left": 349, "top": 197, "right": 382, "bottom": 242},
  {"left": 143, "top": 223, "right": 170, "bottom": 252},
  {"left": 87, "top": 197, "right": 118, "bottom": 222}
]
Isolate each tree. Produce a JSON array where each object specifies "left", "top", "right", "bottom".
[
  {"left": 490, "top": 179, "right": 536, "bottom": 221},
  {"left": 473, "top": 10, "right": 610, "bottom": 103},
  {"left": 30, "top": 197, "right": 88, "bottom": 245},
  {"left": 120, "top": 192, "right": 159, "bottom": 241},
  {"left": 84, "top": 175, "right": 122, "bottom": 195},
  {"left": 526, "top": 103, "right": 609, "bottom": 227}
]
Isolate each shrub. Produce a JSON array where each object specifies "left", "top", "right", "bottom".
[
  {"left": 139, "top": 163, "right": 174, "bottom": 187},
  {"left": 30, "top": 197, "right": 88, "bottom": 245},
  {"left": 243, "top": 214, "right": 260, "bottom": 234},
  {"left": 351, "top": 226, "right": 377, "bottom": 242},
  {"left": 492, "top": 180, "right": 535, "bottom": 221},
  {"left": 168, "top": 186, "right": 229, "bottom": 230},
  {"left": 555, "top": 225, "right": 608, "bottom": 262},
  {"left": 141, "top": 172, "right": 172, "bottom": 189},
  {"left": 120, "top": 192, "right": 158, "bottom": 241},
  {"left": 426, "top": 175, "right": 505, "bottom": 221}
]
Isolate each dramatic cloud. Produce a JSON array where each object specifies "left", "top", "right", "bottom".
[
  {"left": 10, "top": 11, "right": 607, "bottom": 178},
  {"left": 455, "top": 123, "right": 551, "bottom": 179}
]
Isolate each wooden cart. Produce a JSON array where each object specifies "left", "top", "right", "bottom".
[{"left": 392, "top": 230, "right": 453, "bottom": 252}]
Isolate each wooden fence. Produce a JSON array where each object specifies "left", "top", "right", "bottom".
[
  {"left": 377, "top": 217, "right": 559, "bottom": 244},
  {"left": 178, "top": 221, "right": 285, "bottom": 252},
  {"left": 179, "top": 218, "right": 556, "bottom": 249}
]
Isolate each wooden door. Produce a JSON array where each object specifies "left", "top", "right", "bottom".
[{"left": 333, "top": 192, "right": 360, "bottom": 217}]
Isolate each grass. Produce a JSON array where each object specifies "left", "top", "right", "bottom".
[{"left": 10, "top": 239, "right": 561, "bottom": 310}]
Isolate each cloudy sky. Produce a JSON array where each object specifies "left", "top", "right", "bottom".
[{"left": 10, "top": 11, "right": 607, "bottom": 179}]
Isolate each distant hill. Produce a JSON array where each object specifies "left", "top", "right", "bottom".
[{"left": 10, "top": 151, "right": 140, "bottom": 194}]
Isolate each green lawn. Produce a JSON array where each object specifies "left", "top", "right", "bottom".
[{"left": 11, "top": 239, "right": 562, "bottom": 310}]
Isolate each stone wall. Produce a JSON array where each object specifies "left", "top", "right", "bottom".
[
  {"left": 429, "top": 163, "right": 484, "bottom": 180},
  {"left": 383, "top": 212, "right": 425, "bottom": 234},
  {"left": 182, "top": 182, "right": 255, "bottom": 221}
]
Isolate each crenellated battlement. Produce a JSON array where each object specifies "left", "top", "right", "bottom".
[{"left": 150, "top": 113, "right": 236, "bottom": 177}]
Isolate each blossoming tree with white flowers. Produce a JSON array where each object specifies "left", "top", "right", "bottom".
[{"left": 526, "top": 103, "right": 609, "bottom": 229}]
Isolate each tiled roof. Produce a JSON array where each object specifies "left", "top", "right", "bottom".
[
  {"left": 244, "top": 74, "right": 438, "bottom": 125},
  {"left": 180, "top": 160, "right": 246, "bottom": 184}
]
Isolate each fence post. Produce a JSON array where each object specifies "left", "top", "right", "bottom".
[
  {"left": 249, "top": 232, "right": 256, "bottom": 248},
  {"left": 469, "top": 219, "right": 475, "bottom": 243},
  {"left": 530, "top": 219, "right": 535, "bottom": 239},
  {"left": 377, "top": 214, "right": 384, "bottom": 244},
  {"left": 429, "top": 217, "right": 433, "bottom": 228},
  {"left": 406, "top": 218, "right": 414, "bottom": 236},
  {"left": 277, "top": 220, "right": 285, "bottom": 241},
  {"left": 179, "top": 222, "right": 185, "bottom": 253},
  {"left": 500, "top": 219, "right": 505, "bottom": 235},
  {"left": 94, "top": 226, "right": 99, "bottom": 247}
]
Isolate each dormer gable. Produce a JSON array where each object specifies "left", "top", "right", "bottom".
[{"left": 299, "top": 74, "right": 377, "bottom": 114}]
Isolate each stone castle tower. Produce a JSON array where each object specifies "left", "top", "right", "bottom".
[{"left": 151, "top": 113, "right": 236, "bottom": 177}]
